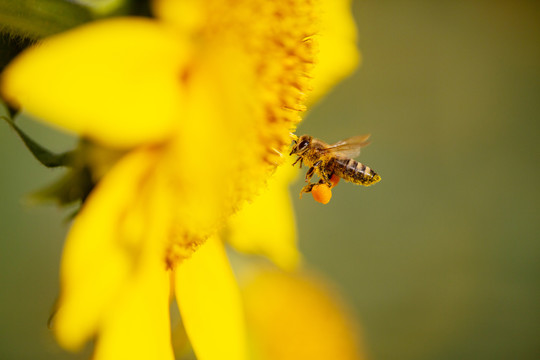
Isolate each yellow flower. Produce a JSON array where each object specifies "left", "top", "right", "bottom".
[{"left": 1, "top": 0, "right": 358, "bottom": 359}]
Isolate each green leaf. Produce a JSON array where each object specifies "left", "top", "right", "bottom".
[
  {"left": 0, "top": 0, "right": 93, "bottom": 40},
  {"left": 32, "top": 166, "right": 94, "bottom": 206},
  {"left": 1, "top": 113, "right": 73, "bottom": 168},
  {"left": 0, "top": 34, "right": 34, "bottom": 73}
]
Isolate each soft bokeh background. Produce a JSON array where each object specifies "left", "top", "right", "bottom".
[{"left": 1, "top": 0, "right": 539, "bottom": 359}]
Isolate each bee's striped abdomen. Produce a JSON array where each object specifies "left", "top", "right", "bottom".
[{"left": 334, "top": 158, "right": 381, "bottom": 186}]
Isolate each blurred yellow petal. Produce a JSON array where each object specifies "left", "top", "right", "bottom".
[
  {"left": 168, "top": 44, "right": 260, "bottom": 237},
  {"left": 311, "top": 0, "right": 360, "bottom": 102},
  {"left": 92, "top": 142, "right": 179, "bottom": 360},
  {"left": 228, "top": 159, "right": 301, "bottom": 270},
  {"left": 243, "top": 269, "right": 366, "bottom": 360},
  {"left": 54, "top": 148, "right": 159, "bottom": 350},
  {"left": 175, "top": 236, "right": 247, "bottom": 360},
  {"left": 152, "top": 0, "right": 205, "bottom": 33},
  {"left": 1, "top": 18, "right": 188, "bottom": 147},
  {"left": 94, "top": 266, "right": 173, "bottom": 360}
]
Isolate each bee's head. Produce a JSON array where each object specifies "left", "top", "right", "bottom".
[{"left": 289, "top": 135, "right": 312, "bottom": 156}]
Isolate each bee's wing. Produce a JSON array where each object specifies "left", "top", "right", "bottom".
[{"left": 320, "top": 134, "right": 371, "bottom": 158}]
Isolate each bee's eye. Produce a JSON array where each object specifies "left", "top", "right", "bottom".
[{"left": 298, "top": 140, "right": 310, "bottom": 151}]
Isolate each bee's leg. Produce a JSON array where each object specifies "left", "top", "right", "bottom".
[
  {"left": 320, "top": 171, "right": 332, "bottom": 187},
  {"left": 311, "top": 160, "right": 332, "bottom": 187},
  {"left": 300, "top": 178, "right": 329, "bottom": 198},
  {"left": 305, "top": 167, "right": 316, "bottom": 182},
  {"left": 299, "top": 183, "right": 316, "bottom": 198},
  {"left": 292, "top": 156, "right": 303, "bottom": 168},
  {"left": 304, "top": 160, "right": 323, "bottom": 183}
]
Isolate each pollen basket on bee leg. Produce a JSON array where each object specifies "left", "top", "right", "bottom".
[{"left": 312, "top": 184, "right": 332, "bottom": 204}]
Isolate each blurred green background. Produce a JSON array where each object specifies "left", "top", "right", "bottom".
[{"left": 1, "top": 0, "right": 539, "bottom": 359}]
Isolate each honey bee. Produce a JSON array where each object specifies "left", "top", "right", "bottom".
[{"left": 289, "top": 134, "right": 381, "bottom": 197}]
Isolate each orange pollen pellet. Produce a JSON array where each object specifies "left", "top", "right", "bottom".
[
  {"left": 329, "top": 174, "right": 340, "bottom": 188},
  {"left": 312, "top": 184, "right": 332, "bottom": 204},
  {"left": 312, "top": 175, "right": 340, "bottom": 204}
]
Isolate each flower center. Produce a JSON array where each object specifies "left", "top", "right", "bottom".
[
  {"left": 182, "top": 0, "right": 319, "bottom": 165},
  {"left": 235, "top": 0, "right": 319, "bottom": 165},
  {"left": 165, "top": 232, "right": 204, "bottom": 269},
  {"left": 159, "top": 0, "right": 320, "bottom": 268}
]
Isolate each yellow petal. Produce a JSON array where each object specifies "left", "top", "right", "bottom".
[
  {"left": 243, "top": 269, "right": 366, "bottom": 360},
  {"left": 94, "top": 266, "right": 174, "bottom": 360},
  {"left": 227, "top": 159, "right": 301, "bottom": 270},
  {"left": 311, "top": 0, "right": 360, "bottom": 102},
  {"left": 54, "top": 148, "right": 159, "bottom": 350},
  {"left": 166, "top": 45, "right": 257, "bottom": 236},
  {"left": 152, "top": 0, "right": 205, "bottom": 33},
  {"left": 93, "top": 145, "right": 178, "bottom": 360},
  {"left": 175, "top": 236, "right": 248, "bottom": 360},
  {"left": 1, "top": 18, "right": 189, "bottom": 147}
]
